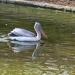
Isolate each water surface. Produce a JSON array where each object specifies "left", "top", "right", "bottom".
[{"left": 0, "top": 3, "right": 75, "bottom": 75}]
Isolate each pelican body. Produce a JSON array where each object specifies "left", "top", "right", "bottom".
[{"left": 8, "top": 22, "right": 47, "bottom": 42}]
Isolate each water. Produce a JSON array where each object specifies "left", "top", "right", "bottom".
[{"left": 0, "top": 3, "right": 75, "bottom": 75}]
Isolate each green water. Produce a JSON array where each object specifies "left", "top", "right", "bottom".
[{"left": 0, "top": 3, "right": 75, "bottom": 75}]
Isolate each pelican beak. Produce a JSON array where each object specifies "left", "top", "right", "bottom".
[
  {"left": 35, "top": 22, "right": 48, "bottom": 39},
  {"left": 41, "top": 31, "right": 48, "bottom": 39}
]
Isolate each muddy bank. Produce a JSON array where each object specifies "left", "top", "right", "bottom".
[{"left": 0, "top": 0, "right": 75, "bottom": 12}]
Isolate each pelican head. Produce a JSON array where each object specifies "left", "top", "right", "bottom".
[{"left": 34, "top": 22, "right": 47, "bottom": 39}]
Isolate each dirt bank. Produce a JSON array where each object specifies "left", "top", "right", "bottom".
[{"left": 1, "top": 0, "right": 75, "bottom": 12}]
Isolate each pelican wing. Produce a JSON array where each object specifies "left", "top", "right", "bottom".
[{"left": 8, "top": 28, "right": 35, "bottom": 37}]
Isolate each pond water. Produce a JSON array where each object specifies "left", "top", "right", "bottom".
[{"left": 0, "top": 3, "right": 75, "bottom": 75}]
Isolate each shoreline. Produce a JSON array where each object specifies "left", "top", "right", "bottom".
[{"left": 0, "top": 0, "right": 75, "bottom": 12}]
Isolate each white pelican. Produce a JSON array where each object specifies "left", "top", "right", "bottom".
[{"left": 8, "top": 22, "right": 47, "bottom": 42}]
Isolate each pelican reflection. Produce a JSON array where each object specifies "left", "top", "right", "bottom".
[
  {"left": 0, "top": 37, "right": 43, "bottom": 60},
  {"left": 8, "top": 41, "right": 40, "bottom": 53},
  {"left": 8, "top": 41, "right": 42, "bottom": 60}
]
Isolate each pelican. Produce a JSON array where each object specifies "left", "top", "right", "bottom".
[{"left": 8, "top": 22, "right": 47, "bottom": 42}]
